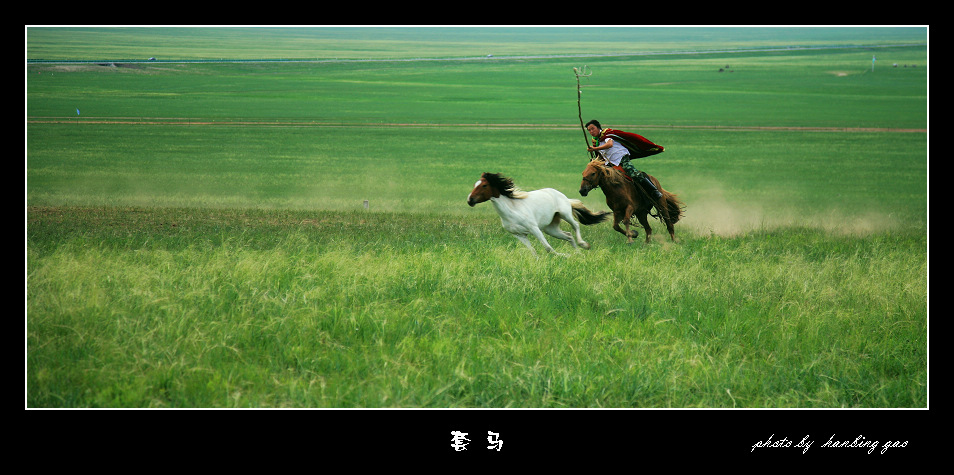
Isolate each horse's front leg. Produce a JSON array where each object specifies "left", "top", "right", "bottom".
[
  {"left": 611, "top": 221, "right": 628, "bottom": 240},
  {"left": 621, "top": 207, "right": 640, "bottom": 244},
  {"left": 609, "top": 208, "right": 632, "bottom": 244},
  {"left": 612, "top": 218, "right": 636, "bottom": 244},
  {"left": 512, "top": 234, "right": 538, "bottom": 256}
]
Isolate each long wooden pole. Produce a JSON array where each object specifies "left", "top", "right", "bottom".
[{"left": 574, "top": 66, "right": 596, "bottom": 159}]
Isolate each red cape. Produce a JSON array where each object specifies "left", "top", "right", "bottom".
[{"left": 600, "top": 128, "right": 664, "bottom": 158}]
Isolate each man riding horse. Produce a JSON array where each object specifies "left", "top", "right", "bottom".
[{"left": 585, "top": 120, "right": 664, "bottom": 201}]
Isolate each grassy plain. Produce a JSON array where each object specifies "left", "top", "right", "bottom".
[
  {"left": 26, "top": 28, "right": 927, "bottom": 409},
  {"left": 27, "top": 26, "right": 926, "bottom": 61}
]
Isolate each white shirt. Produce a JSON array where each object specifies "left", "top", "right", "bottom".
[{"left": 597, "top": 135, "right": 630, "bottom": 166}]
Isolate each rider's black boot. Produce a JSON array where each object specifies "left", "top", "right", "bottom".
[{"left": 639, "top": 175, "right": 663, "bottom": 201}]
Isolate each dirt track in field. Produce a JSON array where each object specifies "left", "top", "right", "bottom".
[{"left": 25, "top": 118, "right": 926, "bottom": 133}]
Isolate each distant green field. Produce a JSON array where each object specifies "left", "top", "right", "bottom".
[
  {"left": 26, "top": 26, "right": 926, "bottom": 61},
  {"left": 26, "top": 27, "right": 927, "bottom": 409},
  {"left": 27, "top": 44, "right": 926, "bottom": 129}
]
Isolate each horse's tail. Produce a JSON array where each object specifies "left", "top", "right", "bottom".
[
  {"left": 660, "top": 189, "right": 685, "bottom": 224},
  {"left": 569, "top": 200, "right": 611, "bottom": 225},
  {"left": 645, "top": 174, "right": 685, "bottom": 225}
]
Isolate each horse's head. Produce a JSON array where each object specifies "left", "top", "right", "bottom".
[
  {"left": 467, "top": 173, "right": 498, "bottom": 206},
  {"left": 469, "top": 173, "right": 527, "bottom": 206},
  {"left": 579, "top": 160, "right": 603, "bottom": 197}
]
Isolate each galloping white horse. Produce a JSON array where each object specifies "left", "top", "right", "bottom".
[{"left": 467, "top": 172, "right": 610, "bottom": 256}]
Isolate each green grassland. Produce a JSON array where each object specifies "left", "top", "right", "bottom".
[
  {"left": 26, "top": 27, "right": 927, "bottom": 408},
  {"left": 27, "top": 26, "right": 926, "bottom": 61}
]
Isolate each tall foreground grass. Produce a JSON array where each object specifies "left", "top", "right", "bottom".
[{"left": 27, "top": 207, "right": 926, "bottom": 407}]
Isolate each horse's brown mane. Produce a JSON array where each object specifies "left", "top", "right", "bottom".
[
  {"left": 483, "top": 172, "right": 528, "bottom": 199},
  {"left": 586, "top": 159, "right": 629, "bottom": 189}
]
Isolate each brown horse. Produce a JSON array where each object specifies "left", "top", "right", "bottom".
[{"left": 579, "top": 159, "right": 685, "bottom": 244}]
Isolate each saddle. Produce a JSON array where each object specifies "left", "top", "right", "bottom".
[{"left": 610, "top": 165, "right": 634, "bottom": 182}]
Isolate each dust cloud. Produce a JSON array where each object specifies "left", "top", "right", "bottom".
[{"left": 679, "top": 183, "right": 904, "bottom": 237}]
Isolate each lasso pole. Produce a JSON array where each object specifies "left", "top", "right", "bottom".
[{"left": 573, "top": 66, "right": 596, "bottom": 159}]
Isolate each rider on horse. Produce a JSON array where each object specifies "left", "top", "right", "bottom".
[{"left": 585, "top": 120, "right": 664, "bottom": 201}]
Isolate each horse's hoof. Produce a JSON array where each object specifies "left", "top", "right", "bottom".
[{"left": 579, "top": 242, "right": 591, "bottom": 250}]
